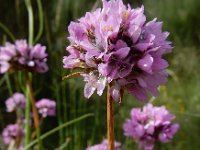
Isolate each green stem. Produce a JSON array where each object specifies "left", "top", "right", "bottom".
[
  {"left": 0, "top": 22, "right": 16, "bottom": 42},
  {"left": 34, "top": 0, "right": 44, "bottom": 43},
  {"left": 26, "top": 73, "right": 42, "bottom": 149},
  {"left": 56, "top": 138, "right": 71, "bottom": 150},
  {"left": 24, "top": 0, "right": 33, "bottom": 148},
  {"left": 25, "top": 0, "right": 34, "bottom": 45},
  {"left": 55, "top": 79, "right": 64, "bottom": 145},
  {"left": 25, "top": 76, "right": 31, "bottom": 148},
  {"left": 25, "top": 113, "right": 94, "bottom": 149},
  {"left": 55, "top": 0, "right": 64, "bottom": 31},
  {"left": 0, "top": 75, "right": 6, "bottom": 87},
  {"left": 5, "top": 74, "right": 13, "bottom": 95}
]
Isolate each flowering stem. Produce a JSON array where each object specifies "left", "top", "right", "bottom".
[
  {"left": 0, "top": 22, "right": 16, "bottom": 42},
  {"left": 34, "top": 0, "right": 43, "bottom": 43},
  {"left": 5, "top": 74, "right": 13, "bottom": 95},
  {"left": 25, "top": 0, "right": 34, "bottom": 45},
  {"left": 25, "top": 75, "right": 31, "bottom": 148},
  {"left": 26, "top": 73, "right": 42, "bottom": 149},
  {"left": 107, "top": 83, "right": 114, "bottom": 150}
]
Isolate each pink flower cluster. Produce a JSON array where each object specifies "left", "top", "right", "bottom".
[
  {"left": 123, "top": 104, "right": 179, "bottom": 150},
  {"left": 63, "top": 0, "right": 172, "bottom": 101},
  {"left": 0, "top": 39, "right": 48, "bottom": 74},
  {"left": 4, "top": 93, "right": 56, "bottom": 118},
  {"left": 5, "top": 93, "right": 26, "bottom": 112},
  {"left": 86, "top": 139, "right": 121, "bottom": 150},
  {"left": 2, "top": 123, "right": 24, "bottom": 145},
  {"left": 36, "top": 98, "right": 56, "bottom": 118}
]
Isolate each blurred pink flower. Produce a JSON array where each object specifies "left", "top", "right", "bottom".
[
  {"left": 0, "top": 39, "right": 48, "bottom": 74},
  {"left": 2, "top": 123, "right": 24, "bottom": 145},
  {"left": 123, "top": 104, "right": 179, "bottom": 150},
  {"left": 36, "top": 98, "right": 56, "bottom": 118},
  {"left": 5, "top": 93, "right": 26, "bottom": 112}
]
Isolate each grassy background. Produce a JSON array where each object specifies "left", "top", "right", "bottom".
[{"left": 0, "top": 0, "right": 200, "bottom": 149}]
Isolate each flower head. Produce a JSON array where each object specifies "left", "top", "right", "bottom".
[
  {"left": 0, "top": 39, "right": 48, "bottom": 74},
  {"left": 63, "top": 0, "right": 172, "bottom": 102},
  {"left": 123, "top": 104, "right": 179, "bottom": 150},
  {"left": 5, "top": 93, "right": 26, "bottom": 112},
  {"left": 36, "top": 98, "right": 56, "bottom": 118},
  {"left": 86, "top": 139, "right": 121, "bottom": 150},
  {"left": 2, "top": 123, "right": 24, "bottom": 145}
]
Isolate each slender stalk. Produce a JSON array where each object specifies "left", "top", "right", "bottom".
[
  {"left": 25, "top": 0, "right": 34, "bottom": 45},
  {"left": 56, "top": 138, "right": 71, "bottom": 150},
  {"left": 24, "top": 0, "right": 41, "bottom": 148},
  {"left": 54, "top": 79, "right": 64, "bottom": 145},
  {"left": 34, "top": 0, "right": 44, "bottom": 43},
  {"left": 55, "top": 0, "right": 64, "bottom": 31},
  {"left": 107, "top": 83, "right": 114, "bottom": 150},
  {"left": 0, "top": 75, "right": 6, "bottom": 87},
  {"left": 25, "top": 113, "right": 94, "bottom": 149},
  {"left": 0, "top": 22, "right": 16, "bottom": 42},
  {"left": 26, "top": 73, "right": 42, "bottom": 149},
  {"left": 5, "top": 74, "right": 13, "bottom": 95},
  {"left": 25, "top": 77, "right": 31, "bottom": 147}
]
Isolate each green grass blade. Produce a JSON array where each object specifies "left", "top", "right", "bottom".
[{"left": 25, "top": 113, "right": 94, "bottom": 149}]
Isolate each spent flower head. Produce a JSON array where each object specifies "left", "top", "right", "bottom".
[
  {"left": 0, "top": 39, "right": 48, "bottom": 74},
  {"left": 123, "top": 104, "right": 179, "bottom": 150},
  {"left": 63, "top": 0, "right": 172, "bottom": 102}
]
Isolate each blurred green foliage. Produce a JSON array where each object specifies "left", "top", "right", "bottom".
[{"left": 0, "top": 0, "right": 200, "bottom": 149}]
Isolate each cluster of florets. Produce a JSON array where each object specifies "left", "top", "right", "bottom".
[
  {"left": 86, "top": 139, "right": 121, "bottom": 150},
  {"left": 36, "top": 98, "right": 56, "bottom": 118},
  {"left": 5, "top": 93, "right": 26, "bottom": 112},
  {"left": 123, "top": 104, "right": 179, "bottom": 150},
  {"left": 2, "top": 123, "right": 24, "bottom": 146},
  {"left": 5, "top": 93, "right": 56, "bottom": 118},
  {"left": 63, "top": 0, "right": 172, "bottom": 101},
  {"left": 0, "top": 39, "right": 48, "bottom": 74},
  {"left": 2, "top": 94, "right": 56, "bottom": 148}
]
